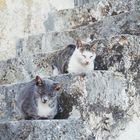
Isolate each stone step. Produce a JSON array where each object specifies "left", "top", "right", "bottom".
[
  {"left": 0, "top": 71, "right": 137, "bottom": 139},
  {"left": 44, "top": 0, "right": 140, "bottom": 32},
  {"left": 0, "top": 58, "right": 31, "bottom": 85},
  {"left": 17, "top": 10, "right": 140, "bottom": 57},
  {"left": 1, "top": 34, "right": 139, "bottom": 85},
  {"left": 0, "top": 71, "right": 132, "bottom": 122},
  {"left": 0, "top": 120, "right": 87, "bottom": 140},
  {"left": 74, "top": 0, "right": 90, "bottom": 7},
  {"left": 32, "top": 34, "right": 140, "bottom": 74},
  {"left": 74, "top": 0, "right": 140, "bottom": 9}
]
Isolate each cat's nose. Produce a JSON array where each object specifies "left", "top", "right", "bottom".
[
  {"left": 42, "top": 96, "right": 48, "bottom": 103},
  {"left": 85, "top": 61, "right": 89, "bottom": 65},
  {"left": 42, "top": 99, "right": 47, "bottom": 104}
]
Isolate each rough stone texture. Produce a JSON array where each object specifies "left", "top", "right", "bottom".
[
  {"left": 1, "top": 34, "right": 140, "bottom": 85},
  {"left": 17, "top": 10, "right": 140, "bottom": 57},
  {"left": 16, "top": 32, "right": 75, "bottom": 57},
  {"left": 32, "top": 34, "right": 140, "bottom": 76},
  {"left": 74, "top": 0, "right": 90, "bottom": 7},
  {"left": 44, "top": 0, "right": 140, "bottom": 32},
  {"left": 0, "top": 71, "right": 131, "bottom": 121},
  {"left": 0, "top": 71, "right": 139, "bottom": 139},
  {"left": 0, "top": 1, "right": 140, "bottom": 139},
  {"left": 0, "top": 0, "right": 74, "bottom": 60},
  {"left": 0, "top": 55, "right": 53, "bottom": 85},
  {"left": 94, "top": 35, "right": 140, "bottom": 72},
  {"left": 117, "top": 117, "right": 140, "bottom": 140},
  {"left": 0, "top": 120, "right": 86, "bottom": 140},
  {"left": 0, "top": 58, "right": 31, "bottom": 85},
  {"left": 0, "top": 73, "right": 86, "bottom": 121}
]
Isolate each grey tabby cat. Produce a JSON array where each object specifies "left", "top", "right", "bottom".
[{"left": 17, "top": 76, "right": 61, "bottom": 120}]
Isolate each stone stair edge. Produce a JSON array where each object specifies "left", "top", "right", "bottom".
[
  {"left": 0, "top": 71, "right": 124, "bottom": 88},
  {"left": 17, "top": 10, "right": 140, "bottom": 48},
  {"left": 0, "top": 119, "right": 82, "bottom": 124},
  {"left": 18, "top": 10, "right": 138, "bottom": 41},
  {"left": 0, "top": 119, "right": 86, "bottom": 140},
  {"left": 44, "top": 0, "right": 140, "bottom": 33},
  {"left": 51, "top": 2, "right": 137, "bottom": 15},
  {"left": 0, "top": 70, "right": 128, "bottom": 122},
  {"left": 0, "top": 33, "right": 138, "bottom": 64}
]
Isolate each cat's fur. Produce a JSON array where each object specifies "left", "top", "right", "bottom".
[
  {"left": 51, "top": 44, "right": 76, "bottom": 74},
  {"left": 52, "top": 39, "right": 96, "bottom": 74},
  {"left": 17, "top": 76, "right": 61, "bottom": 119}
]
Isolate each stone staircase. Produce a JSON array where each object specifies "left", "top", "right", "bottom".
[{"left": 0, "top": 0, "right": 140, "bottom": 140}]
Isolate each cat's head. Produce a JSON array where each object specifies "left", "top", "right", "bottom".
[
  {"left": 35, "top": 76, "right": 61, "bottom": 103},
  {"left": 74, "top": 39, "right": 96, "bottom": 65}
]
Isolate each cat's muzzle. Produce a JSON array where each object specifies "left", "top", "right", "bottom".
[{"left": 41, "top": 96, "right": 48, "bottom": 103}]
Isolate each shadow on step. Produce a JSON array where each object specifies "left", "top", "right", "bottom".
[{"left": 54, "top": 91, "right": 80, "bottom": 119}]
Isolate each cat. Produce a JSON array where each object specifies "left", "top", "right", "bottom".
[
  {"left": 17, "top": 76, "right": 61, "bottom": 120},
  {"left": 52, "top": 39, "right": 96, "bottom": 75},
  {"left": 68, "top": 39, "right": 96, "bottom": 73}
]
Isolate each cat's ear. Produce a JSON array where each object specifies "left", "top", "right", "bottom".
[
  {"left": 91, "top": 43, "right": 96, "bottom": 52},
  {"left": 53, "top": 83, "right": 61, "bottom": 91},
  {"left": 35, "top": 76, "right": 43, "bottom": 86},
  {"left": 76, "top": 39, "right": 82, "bottom": 48}
]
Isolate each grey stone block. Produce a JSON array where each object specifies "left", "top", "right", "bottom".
[
  {"left": 1, "top": 34, "right": 140, "bottom": 85},
  {"left": 0, "top": 120, "right": 86, "bottom": 140},
  {"left": 17, "top": 11, "right": 140, "bottom": 57},
  {"left": 0, "top": 58, "right": 30, "bottom": 85},
  {"left": 45, "top": 0, "right": 140, "bottom": 31},
  {"left": 0, "top": 72, "right": 131, "bottom": 121},
  {"left": 0, "top": 73, "right": 86, "bottom": 121},
  {"left": 0, "top": 71, "right": 138, "bottom": 139}
]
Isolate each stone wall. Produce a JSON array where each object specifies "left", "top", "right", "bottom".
[{"left": 0, "top": 0, "right": 74, "bottom": 60}]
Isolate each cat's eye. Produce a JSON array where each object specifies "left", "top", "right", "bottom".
[
  {"left": 82, "top": 55, "right": 86, "bottom": 58},
  {"left": 90, "top": 56, "right": 93, "bottom": 58}
]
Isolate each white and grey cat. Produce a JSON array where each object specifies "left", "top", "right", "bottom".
[
  {"left": 52, "top": 39, "right": 96, "bottom": 75},
  {"left": 68, "top": 39, "right": 96, "bottom": 73}
]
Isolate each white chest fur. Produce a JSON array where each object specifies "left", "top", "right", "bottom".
[
  {"left": 37, "top": 98, "right": 57, "bottom": 118},
  {"left": 68, "top": 60, "right": 93, "bottom": 73}
]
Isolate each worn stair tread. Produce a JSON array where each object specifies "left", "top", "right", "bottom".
[
  {"left": 44, "top": 0, "right": 140, "bottom": 32},
  {"left": 0, "top": 2, "right": 139, "bottom": 140},
  {"left": 0, "top": 119, "right": 86, "bottom": 140},
  {"left": 0, "top": 71, "right": 137, "bottom": 139},
  {"left": 1, "top": 34, "right": 139, "bottom": 84},
  {"left": 17, "top": 10, "right": 140, "bottom": 57},
  {"left": 0, "top": 71, "right": 130, "bottom": 122}
]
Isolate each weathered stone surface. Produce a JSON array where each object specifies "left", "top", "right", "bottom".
[
  {"left": 0, "top": 58, "right": 31, "bottom": 85},
  {"left": 0, "top": 71, "right": 139, "bottom": 139},
  {"left": 0, "top": 1, "right": 140, "bottom": 140},
  {"left": 117, "top": 117, "right": 140, "bottom": 140},
  {"left": 0, "top": 73, "right": 86, "bottom": 120},
  {"left": 16, "top": 34, "right": 44, "bottom": 57},
  {"left": 74, "top": 0, "right": 140, "bottom": 10},
  {"left": 0, "top": 71, "right": 130, "bottom": 121},
  {"left": 0, "top": 120, "right": 86, "bottom": 140},
  {"left": 74, "top": 0, "right": 90, "bottom": 7},
  {"left": 94, "top": 35, "right": 140, "bottom": 72},
  {"left": 0, "top": 0, "right": 74, "bottom": 60},
  {"left": 1, "top": 34, "right": 140, "bottom": 85},
  {"left": 44, "top": 0, "right": 140, "bottom": 32},
  {"left": 0, "top": 50, "right": 54, "bottom": 85},
  {"left": 17, "top": 10, "right": 140, "bottom": 57},
  {"left": 16, "top": 32, "right": 75, "bottom": 57},
  {"left": 32, "top": 34, "right": 140, "bottom": 76}
]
